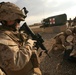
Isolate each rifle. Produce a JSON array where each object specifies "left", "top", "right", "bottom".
[
  {"left": 19, "top": 22, "right": 50, "bottom": 57},
  {"left": 20, "top": 7, "right": 50, "bottom": 57}
]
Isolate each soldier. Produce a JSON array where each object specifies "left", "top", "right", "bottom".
[
  {"left": 67, "top": 26, "right": 76, "bottom": 62},
  {"left": 52, "top": 27, "right": 76, "bottom": 62},
  {"left": 51, "top": 29, "right": 72, "bottom": 53},
  {"left": 68, "top": 18, "right": 72, "bottom": 28},
  {"left": 72, "top": 17, "right": 76, "bottom": 26},
  {"left": 0, "top": 2, "right": 42, "bottom": 75}
]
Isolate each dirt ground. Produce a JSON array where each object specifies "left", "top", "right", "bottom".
[{"left": 31, "top": 26, "right": 76, "bottom": 75}]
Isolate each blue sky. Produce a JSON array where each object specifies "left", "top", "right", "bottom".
[{"left": 0, "top": 0, "right": 76, "bottom": 25}]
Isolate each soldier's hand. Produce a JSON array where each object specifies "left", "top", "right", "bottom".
[{"left": 27, "top": 39, "right": 36, "bottom": 48}]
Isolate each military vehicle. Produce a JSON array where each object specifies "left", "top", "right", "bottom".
[{"left": 41, "top": 13, "right": 67, "bottom": 27}]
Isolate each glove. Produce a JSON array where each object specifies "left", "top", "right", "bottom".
[{"left": 27, "top": 39, "right": 36, "bottom": 48}]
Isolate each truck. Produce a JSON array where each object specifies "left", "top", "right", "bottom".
[{"left": 41, "top": 13, "right": 67, "bottom": 27}]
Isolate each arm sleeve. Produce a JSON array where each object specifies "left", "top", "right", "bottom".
[
  {"left": 0, "top": 36, "right": 32, "bottom": 71},
  {"left": 59, "top": 35, "right": 65, "bottom": 44}
]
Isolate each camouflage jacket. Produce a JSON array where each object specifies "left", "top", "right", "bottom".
[
  {"left": 54, "top": 32, "right": 66, "bottom": 44},
  {"left": 0, "top": 26, "right": 34, "bottom": 74}
]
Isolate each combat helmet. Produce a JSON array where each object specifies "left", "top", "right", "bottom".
[
  {"left": 0, "top": 2, "right": 26, "bottom": 21},
  {"left": 65, "top": 29, "right": 72, "bottom": 35}
]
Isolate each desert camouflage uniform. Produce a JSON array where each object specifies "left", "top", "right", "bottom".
[
  {"left": 52, "top": 28, "right": 76, "bottom": 61},
  {"left": 0, "top": 2, "right": 42, "bottom": 75},
  {"left": 52, "top": 32, "right": 66, "bottom": 51},
  {"left": 52, "top": 29, "right": 72, "bottom": 51},
  {"left": 69, "top": 35, "right": 76, "bottom": 56},
  {"left": 0, "top": 25, "right": 42, "bottom": 75},
  {"left": 67, "top": 26, "right": 76, "bottom": 57},
  {"left": 0, "top": 69, "right": 6, "bottom": 75}
]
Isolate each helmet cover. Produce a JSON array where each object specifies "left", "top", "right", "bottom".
[{"left": 0, "top": 2, "right": 25, "bottom": 21}]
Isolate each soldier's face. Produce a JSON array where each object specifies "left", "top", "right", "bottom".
[{"left": 6, "top": 20, "right": 20, "bottom": 30}]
